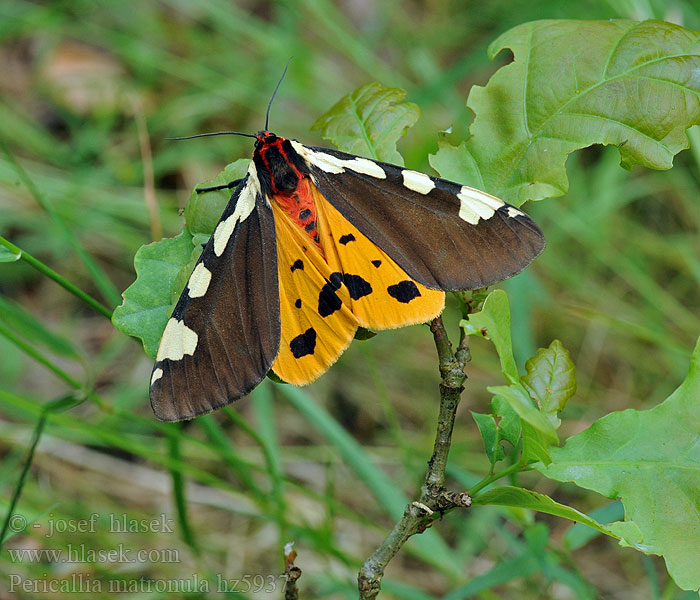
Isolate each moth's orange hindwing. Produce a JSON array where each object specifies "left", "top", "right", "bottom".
[
  {"left": 311, "top": 183, "right": 445, "bottom": 330},
  {"left": 270, "top": 200, "right": 359, "bottom": 385}
]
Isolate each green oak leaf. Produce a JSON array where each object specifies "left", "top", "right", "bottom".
[
  {"left": 462, "top": 290, "right": 558, "bottom": 449},
  {"left": 520, "top": 421, "right": 553, "bottom": 466},
  {"left": 353, "top": 327, "right": 377, "bottom": 340},
  {"left": 522, "top": 340, "right": 577, "bottom": 428},
  {"left": 471, "top": 411, "right": 503, "bottom": 466},
  {"left": 112, "top": 231, "right": 194, "bottom": 358},
  {"left": 489, "top": 385, "right": 557, "bottom": 452},
  {"left": 185, "top": 159, "right": 249, "bottom": 237},
  {"left": 491, "top": 396, "right": 522, "bottom": 449},
  {"left": 430, "top": 19, "right": 700, "bottom": 205},
  {"left": 312, "top": 82, "right": 419, "bottom": 164},
  {"left": 472, "top": 398, "right": 522, "bottom": 468},
  {"left": 191, "top": 232, "right": 211, "bottom": 249},
  {"left": 540, "top": 336, "right": 700, "bottom": 591},
  {"left": 472, "top": 486, "right": 635, "bottom": 544},
  {"left": 461, "top": 289, "right": 519, "bottom": 384}
]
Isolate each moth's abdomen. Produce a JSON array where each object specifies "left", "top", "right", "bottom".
[{"left": 272, "top": 177, "right": 321, "bottom": 248}]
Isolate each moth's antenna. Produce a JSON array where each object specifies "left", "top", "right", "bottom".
[
  {"left": 166, "top": 131, "right": 257, "bottom": 141},
  {"left": 265, "top": 57, "right": 292, "bottom": 131}
]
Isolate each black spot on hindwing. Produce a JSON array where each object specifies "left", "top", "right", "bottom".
[
  {"left": 343, "top": 274, "right": 372, "bottom": 300},
  {"left": 339, "top": 233, "right": 356, "bottom": 245},
  {"left": 291, "top": 259, "right": 304, "bottom": 272},
  {"left": 318, "top": 275, "right": 343, "bottom": 317},
  {"left": 290, "top": 328, "right": 317, "bottom": 358},
  {"left": 387, "top": 280, "right": 422, "bottom": 303},
  {"left": 329, "top": 272, "right": 343, "bottom": 289},
  {"left": 371, "top": 260, "right": 382, "bottom": 268},
  {"left": 295, "top": 298, "right": 302, "bottom": 308},
  {"left": 317, "top": 271, "right": 373, "bottom": 315}
]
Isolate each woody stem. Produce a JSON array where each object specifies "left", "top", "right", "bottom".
[{"left": 357, "top": 314, "right": 471, "bottom": 600}]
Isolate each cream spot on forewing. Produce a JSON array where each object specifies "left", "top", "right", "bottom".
[
  {"left": 347, "top": 158, "right": 386, "bottom": 178},
  {"left": 247, "top": 160, "right": 262, "bottom": 196},
  {"left": 470, "top": 188, "right": 504, "bottom": 210},
  {"left": 151, "top": 367, "right": 163, "bottom": 386},
  {"left": 507, "top": 206, "right": 524, "bottom": 218},
  {"left": 156, "top": 318, "right": 198, "bottom": 361},
  {"left": 402, "top": 170, "right": 435, "bottom": 194},
  {"left": 213, "top": 163, "right": 260, "bottom": 256},
  {"left": 187, "top": 262, "right": 212, "bottom": 298},
  {"left": 213, "top": 216, "right": 236, "bottom": 256},
  {"left": 458, "top": 202, "right": 480, "bottom": 225},
  {"left": 290, "top": 141, "right": 385, "bottom": 178},
  {"left": 458, "top": 186, "right": 504, "bottom": 224},
  {"left": 309, "top": 153, "right": 344, "bottom": 173},
  {"left": 291, "top": 141, "right": 345, "bottom": 173}
]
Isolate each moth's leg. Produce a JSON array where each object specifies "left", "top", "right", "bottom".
[
  {"left": 195, "top": 178, "right": 244, "bottom": 194},
  {"left": 194, "top": 179, "right": 244, "bottom": 251}
]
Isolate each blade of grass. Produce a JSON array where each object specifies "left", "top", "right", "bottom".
[
  {"left": 0, "top": 388, "right": 275, "bottom": 505},
  {"left": 196, "top": 414, "right": 266, "bottom": 499},
  {"left": 564, "top": 500, "right": 624, "bottom": 551},
  {"left": 298, "top": 0, "right": 405, "bottom": 86},
  {"left": 0, "top": 321, "right": 84, "bottom": 391},
  {"left": 0, "top": 321, "right": 108, "bottom": 412},
  {"left": 166, "top": 424, "right": 198, "bottom": 554},
  {"left": 0, "top": 137, "right": 121, "bottom": 307},
  {"left": 442, "top": 552, "right": 540, "bottom": 600},
  {"left": 250, "top": 383, "right": 284, "bottom": 493},
  {"left": 279, "top": 387, "right": 405, "bottom": 518},
  {"left": 0, "top": 394, "right": 81, "bottom": 546},
  {"left": 250, "top": 382, "right": 288, "bottom": 532},
  {"left": 0, "top": 389, "right": 263, "bottom": 515},
  {"left": 131, "top": 98, "right": 162, "bottom": 241},
  {"left": 0, "top": 295, "right": 81, "bottom": 359},
  {"left": 358, "top": 344, "right": 407, "bottom": 454},
  {"left": 278, "top": 385, "right": 463, "bottom": 577},
  {"left": 642, "top": 554, "right": 662, "bottom": 600},
  {"left": 0, "top": 235, "right": 112, "bottom": 319}
]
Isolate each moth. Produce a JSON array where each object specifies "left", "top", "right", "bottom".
[{"left": 150, "top": 80, "right": 545, "bottom": 422}]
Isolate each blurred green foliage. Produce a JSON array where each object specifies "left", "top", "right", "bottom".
[{"left": 1, "top": 1, "right": 700, "bottom": 599}]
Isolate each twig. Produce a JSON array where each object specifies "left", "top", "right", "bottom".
[
  {"left": 357, "top": 314, "right": 473, "bottom": 599},
  {"left": 283, "top": 542, "right": 302, "bottom": 600}
]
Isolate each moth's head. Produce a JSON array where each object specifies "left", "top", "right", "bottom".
[{"left": 255, "top": 131, "right": 278, "bottom": 149}]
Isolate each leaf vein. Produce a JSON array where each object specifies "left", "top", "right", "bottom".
[{"left": 503, "top": 47, "right": 700, "bottom": 193}]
